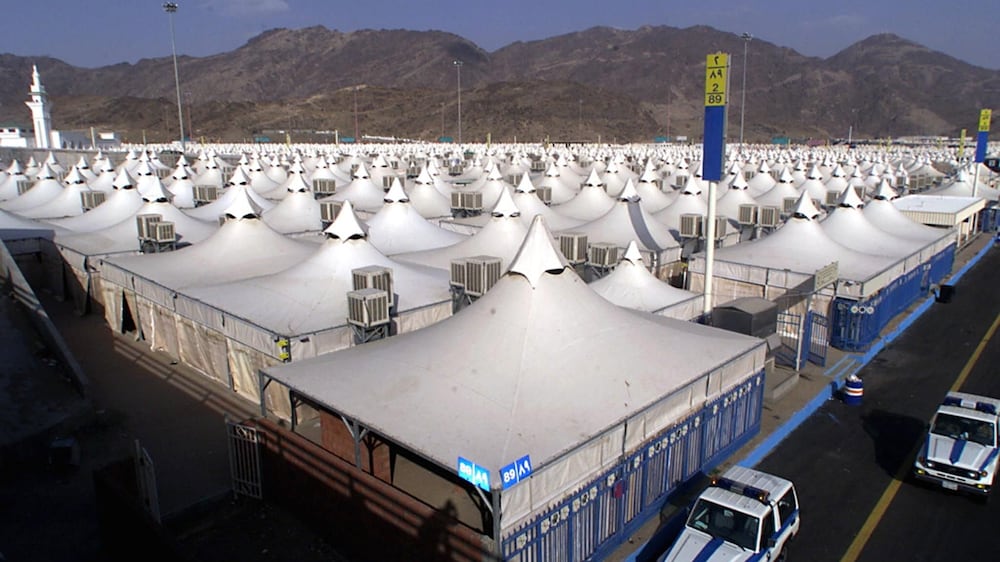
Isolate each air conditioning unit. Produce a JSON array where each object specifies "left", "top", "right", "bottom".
[
  {"left": 679, "top": 213, "right": 703, "bottom": 238},
  {"left": 782, "top": 197, "right": 798, "bottom": 214},
  {"left": 530, "top": 160, "right": 546, "bottom": 172},
  {"left": 450, "top": 191, "right": 464, "bottom": 210},
  {"left": 578, "top": 159, "right": 591, "bottom": 168},
  {"left": 312, "top": 178, "right": 337, "bottom": 197},
  {"left": 587, "top": 242, "right": 620, "bottom": 268},
  {"left": 824, "top": 191, "right": 841, "bottom": 207},
  {"left": 350, "top": 163, "right": 360, "bottom": 173},
  {"left": 136, "top": 214, "right": 163, "bottom": 239},
  {"left": 152, "top": 221, "right": 176, "bottom": 243},
  {"left": 737, "top": 204, "right": 758, "bottom": 226},
  {"left": 759, "top": 206, "right": 782, "bottom": 227},
  {"left": 448, "top": 165, "right": 464, "bottom": 176},
  {"left": 895, "top": 175, "right": 909, "bottom": 189},
  {"left": 80, "top": 191, "right": 107, "bottom": 211},
  {"left": 319, "top": 201, "right": 343, "bottom": 223},
  {"left": 673, "top": 175, "right": 689, "bottom": 189},
  {"left": 381, "top": 175, "right": 396, "bottom": 189},
  {"left": 506, "top": 173, "right": 523, "bottom": 185},
  {"left": 743, "top": 170, "right": 755, "bottom": 180},
  {"left": 193, "top": 185, "right": 219, "bottom": 203},
  {"left": 405, "top": 165, "right": 421, "bottom": 178},
  {"left": 15, "top": 179, "right": 30, "bottom": 195},
  {"left": 535, "top": 185, "right": 553, "bottom": 205},
  {"left": 559, "top": 232, "right": 588, "bottom": 265},
  {"left": 460, "top": 191, "right": 483, "bottom": 212},
  {"left": 352, "top": 265, "right": 394, "bottom": 303},
  {"left": 712, "top": 216, "right": 728, "bottom": 240},
  {"left": 155, "top": 168, "right": 172, "bottom": 179},
  {"left": 450, "top": 258, "right": 468, "bottom": 288},
  {"left": 464, "top": 256, "right": 502, "bottom": 297},
  {"left": 347, "top": 288, "right": 391, "bottom": 328}
]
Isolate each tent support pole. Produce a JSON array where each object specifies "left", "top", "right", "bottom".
[
  {"left": 289, "top": 392, "right": 300, "bottom": 431},
  {"left": 340, "top": 416, "right": 368, "bottom": 470},
  {"left": 703, "top": 180, "right": 718, "bottom": 317},
  {"left": 490, "top": 489, "right": 502, "bottom": 556},
  {"left": 257, "top": 372, "right": 270, "bottom": 417}
]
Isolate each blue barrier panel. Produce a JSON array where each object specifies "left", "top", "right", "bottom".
[{"left": 503, "top": 372, "right": 765, "bottom": 562}]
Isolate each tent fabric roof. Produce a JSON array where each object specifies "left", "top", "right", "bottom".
[
  {"left": 261, "top": 218, "right": 763, "bottom": 477},
  {"left": 589, "top": 241, "right": 701, "bottom": 313}
]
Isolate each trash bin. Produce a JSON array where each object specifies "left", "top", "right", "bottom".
[
  {"left": 936, "top": 284, "right": 955, "bottom": 303},
  {"left": 843, "top": 375, "right": 863, "bottom": 406}
]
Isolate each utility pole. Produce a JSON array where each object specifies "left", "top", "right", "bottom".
[
  {"left": 453, "top": 60, "right": 463, "bottom": 144},
  {"left": 739, "top": 32, "right": 753, "bottom": 150},
  {"left": 163, "top": 2, "right": 186, "bottom": 153}
]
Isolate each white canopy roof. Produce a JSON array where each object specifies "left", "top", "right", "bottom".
[
  {"left": 46, "top": 188, "right": 145, "bottom": 233},
  {"left": 589, "top": 241, "right": 701, "bottom": 316},
  {"left": 260, "top": 216, "right": 763, "bottom": 484},
  {"left": 567, "top": 180, "right": 680, "bottom": 253},
  {"left": 366, "top": 181, "right": 466, "bottom": 255}
]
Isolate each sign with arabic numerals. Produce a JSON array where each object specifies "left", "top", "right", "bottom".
[
  {"left": 500, "top": 455, "right": 534, "bottom": 490},
  {"left": 979, "top": 109, "right": 992, "bottom": 132},
  {"left": 457, "top": 456, "right": 491, "bottom": 492}
]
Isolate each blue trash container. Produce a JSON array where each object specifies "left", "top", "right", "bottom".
[{"left": 843, "top": 375, "right": 863, "bottom": 406}]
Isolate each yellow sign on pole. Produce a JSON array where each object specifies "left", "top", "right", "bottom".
[
  {"left": 979, "top": 109, "right": 992, "bottom": 132},
  {"left": 705, "top": 53, "right": 729, "bottom": 107}
]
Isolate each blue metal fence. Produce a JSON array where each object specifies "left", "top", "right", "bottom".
[
  {"left": 501, "top": 371, "right": 765, "bottom": 562},
  {"left": 773, "top": 312, "right": 801, "bottom": 368},
  {"left": 805, "top": 311, "right": 829, "bottom": 366}
]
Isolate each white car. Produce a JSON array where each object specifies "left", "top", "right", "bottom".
[
  {"left": 661, "top": 466, "right": 799, "bottom": 562},
  {"left": 914, "top": 391, "right": 1000, "bottom": 497}
]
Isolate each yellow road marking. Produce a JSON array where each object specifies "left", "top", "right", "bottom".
[{"left": 840, "top": 311, "right": 1000, "bottom": 562}]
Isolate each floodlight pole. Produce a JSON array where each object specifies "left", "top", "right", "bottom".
[
  {"left": 738, "top": 32, "right": 752, "bottom": 151},
  {"left": 163, "top": 2, "right": 186, "bottom": 153},
  {"left": 453, "top": 60, "right": 463, "bottom": 145}
]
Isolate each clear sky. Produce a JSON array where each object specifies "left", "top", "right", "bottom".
[{"left": 7, "top": 0, "right": 998, "bottom": 70}]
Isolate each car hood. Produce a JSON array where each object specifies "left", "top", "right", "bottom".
[
  {"left": 662, "top": 529, "right": 755, "bottom": 562},
  {"left": 926, "top": 434, "right": 996, "bottom": 470}
]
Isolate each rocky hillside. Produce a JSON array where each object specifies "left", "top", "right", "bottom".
[{"left": 1, "top": 25, "right": 997, "bottom": 143}]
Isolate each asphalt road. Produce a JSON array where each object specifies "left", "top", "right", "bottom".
[{"left": 757, "top": 245, "right": 1000, "bottom": 562}]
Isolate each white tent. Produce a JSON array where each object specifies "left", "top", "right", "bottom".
[
  {"left": 17, "top": 167, "right": 91, "bottom": 219},
  {"left": 1, "top": 164, "right": 63, "bottom": 212},
  {"left": 393, "top": 188, "right": 529, "bottom": 272},
  {"left": 260, "top": 174, "right": 322, "bottom": 234},
  {"left": 328, "top": 162, "right": 388, "bottom": 212},
  {"left": 406, "top": 167, "right": 453, "bottom": 219},
  {"left": 551, "top": 169, "right": 615, "bottom": 221},
  {"left": 589, "top": 241, "right": 703, "bottom": 320},
  {"left": 820, "top": 186, "right": 931, "bottom": 259},
  {"left": 258, "top": 215, "right": 765, "bottom": 547},
  {"left": 863, "top": 181, "right": 954, "bottom": 246},
  {"left": 46, "top": 172, "right": 145, "bottom": 234},
  {"left": 366, "top": 180, "right": 466, "bottom": 255}
]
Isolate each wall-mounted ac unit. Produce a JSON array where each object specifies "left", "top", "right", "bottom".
[
  {"left": 824, "top": 190, "right": 841, "bottom": 207},
  {"left": 737, "top": 204, "right": 758, "bottom": 226},
  {"left": 712, "top": 216, "right": 728, "bottom": 240},
  {"left": 559, "top": 232, "right": 588, "bottom": 265},
  {"left": 347, "top": 288, "right": 390, "bottom": 328},
  {"left": 450, "top": 191, "right": 463, "bottom": 210},
  {"left": 319, "top": 201, "right": 343, "bottom": 223},
  {"left": 15, "top": 179, "right": 30, "bottom": 195},
  {"left": 352, "top": 265, "right": 394, "bottom": 303},
  {"left": 312, "top": 178, "right": 337, "bottom": 197},
  {"left": 381, "top": 175, "right": 397, "bottom": 189},
  {"left": 782, "top": 197, "right": 798, "bottom": 214},
  {"left": 464, "top": 256, "right": 503, "bottom": 297},
  {"left": 679, "top": 213, "right": 703, "bottom": 238},
  {"left": 460, "top": 191, "right": 483, "bottom": 212},
  {"left": 152, "top": 221, "right": 176, "bottom": 243},
  {"left": 405, "top": 165, "right": 421, "bottom": 178},
  {"left": 193, "top": 185, "right": 219, "bottom": 203},
  {"left": 450, "top": 258, "right": 468, "bottom": 288},
  {"left": 895, "top": 175, "right": 909, "bottom": 189},
  {"left": 506, "top": 173, "right": 523, "bottom": 185},
  {"left": 535, "top": 185, "right": 552, "bottom": 205},
  {"left": 578, "top": 159, "right": 591, "bottom": 168},
  {"left": 448, "top": 165, "right": 464, "bottom": 176},
  {"left": 759, "top": 206, "right": 781, "bottom": 227},
  {"left": 587, "top": 242, "right": 620, "bottom": 268},
  {"left": 743, "top": 170, "right": 755, "bottom": 180},
  {"left": 136, "top": 214, "right": 163, "bottom": 239},
  {"left": 80, "top": 191, "right": 107, "bottom": 211},
  {"left": 155, "top": 168, "right": 172, "bottom": 179},
  {"left": 674, "top": 175, "right": 689, "bottom": 189},
  {"left": 530, "top": 160, "right": 546, "bottom": 172}
]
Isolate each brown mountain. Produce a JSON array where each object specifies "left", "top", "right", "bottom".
[{"left": 1, "top": 26, "right": 997, "bottom": 143}]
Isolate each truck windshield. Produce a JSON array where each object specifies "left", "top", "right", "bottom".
[
  {"left": 687, "top": 498, "right": 760, "bottom": 551},
  {"left": 931, "top": 413, "right": 996, "bottom": 447}
]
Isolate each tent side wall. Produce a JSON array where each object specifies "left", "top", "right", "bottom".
[{"left": 500, "top": 365, "right": 766, "bottom": 562}]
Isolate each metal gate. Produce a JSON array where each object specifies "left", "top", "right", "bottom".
[
  {"left": 226, "top": 419, "right": 263, "bottom": 499},
  {"left": 134, "top": 440, "right": 161, "bottom": 523},
  {"left": 774, "top": 312, "right": 801, "bottom": 368},
  {"left": 804, "top": 311, "right": 829, "bottom": 367}
]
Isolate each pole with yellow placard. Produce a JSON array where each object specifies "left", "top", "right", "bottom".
[
  {"left": 702, "top": 52, "right": 729, "bottom": 317},
  {"left": 973, "top": 109, "right": 991, "bottom": 198}
]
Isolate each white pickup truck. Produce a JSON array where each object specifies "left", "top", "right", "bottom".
[
  {"left": 913, "top": 391, "right": 1000, "bottom": 497},
  {"left": 661, "top": 466, "right": 799, "bottom": 562}
]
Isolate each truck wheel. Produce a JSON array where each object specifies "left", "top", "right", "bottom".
[{"left": 775, "top": 546, "right": 788, "bottom": 562}]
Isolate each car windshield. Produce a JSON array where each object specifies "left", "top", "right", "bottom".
[
  {"left": 687, "top": 498, "right": 760, "bottom": 551},
  {"left": 931, "top": 413, "right": 996, "bottom": 447}
]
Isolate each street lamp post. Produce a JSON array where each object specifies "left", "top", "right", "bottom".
[
  {"left": 739, "top": 32, "right": 752, "bottom": 150},
  {"left": 163, "top": 2, "right": 186, "bottom": 153},
  {"left": 453, "top": 60, "right": 463, "bottom": 145}
]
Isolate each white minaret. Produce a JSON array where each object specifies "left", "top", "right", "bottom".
[{"left": 25, "top": 65, "right": 52, "bottom": 149}]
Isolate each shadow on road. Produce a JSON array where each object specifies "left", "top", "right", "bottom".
[{"left": 862, "top": 409, "right": 926, "bottom": 478}]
